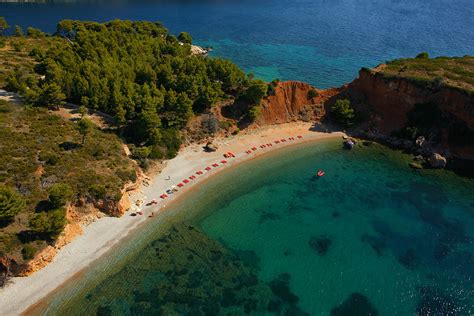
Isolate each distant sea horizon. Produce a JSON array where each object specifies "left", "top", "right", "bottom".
[{"left": 1, "top": 0, "right": 474, "bottom": 88}]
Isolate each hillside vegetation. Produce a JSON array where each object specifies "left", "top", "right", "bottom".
[
  {"left": 0, "top": 100, "right": 135, "bottom": 265},
  {"left": 0, "top": 18, "right": 269, "bottom": 268},
  {"left": 4, "top": 20, "right": 267, "bottom": 161},
  {"left": 0, "top": 36, "right": 62, "bottom": 88},
  {"left": 379, "top": 54, "right": 474, "bottom": 94}
]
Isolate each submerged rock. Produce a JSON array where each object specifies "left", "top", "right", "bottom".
[
  {"left": 269, "top": 273, "right": 299, "bottom": 305},
  {"left": 309, "top": 235, "right": 332, "bottom": 255},
  {"left": 398, "top": 248, "right": 418, "bottom": 269},
  {"left": 331, "top": 292, "right": 378, "bottom": 316}
]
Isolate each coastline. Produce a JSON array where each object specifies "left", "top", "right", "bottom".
[{"left": 0, "top": 122, "right": 344, "bottom": 315}]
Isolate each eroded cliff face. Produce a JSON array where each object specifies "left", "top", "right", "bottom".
[
  {"left": 258, "top": 81, "right": 341, "bottom": 125},
  {"left": 347, "top": 69, "right": 474, "bottom": 161}
]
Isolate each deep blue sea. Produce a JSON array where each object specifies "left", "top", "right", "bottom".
[
  {"left": 38, "top": 141, "right": 474, "bottom": 315},
  {"left": 1, "top": 0, "right": 474, "bottom": 88}
]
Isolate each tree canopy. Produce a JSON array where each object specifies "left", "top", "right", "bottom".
[
  {"left": 48, "top": 183, "right": 74, "bottom": 209},
  {"left": 77, "top": 118, "right": 94, "bottom": 144},
  {"left": 242, "top": 79, "right": 268, "bottom": 105},
  {"left": 178, "top": 32, "right": 192, "bottom": 44},
  {"left": 0, "top": 185, "right": 26, "bottom": 221},
  {"left": 21, "top": 20, "right": 256, "bottom": 158},
  {"left": 0, "top": 17, "right": 9, "bottom": 36},
  {"left": 331, "top": 99, "right": 355, "bottom": 127}
]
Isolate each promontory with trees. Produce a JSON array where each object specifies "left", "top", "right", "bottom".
[
  {"left": 0, "top": 19, "right": 269, "bottom": 272},
  {"left": 1, "top": 17, "right": 473, "bottom": 276}
]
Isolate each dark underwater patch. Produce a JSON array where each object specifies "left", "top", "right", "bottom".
[
  {"left": 67, "top": 223, "right": 310, "bottom": 315},
  {"left": 331, "top": 292, "right": 378, "bottom": 316},
  {"left": 398, "top": 248, "right": 418, "bottom": 269},
  {"left": 258, "top": 211, "right": 281, "bottom": 224},
  {"left": 361, "top": 234, "right": 385, "bottom": 256},
  {"left": 309, "top": 235, "right": 332, "bottom": 255},
  {"left": 269, "top": 273, "right": 299, "bottom": 304}
]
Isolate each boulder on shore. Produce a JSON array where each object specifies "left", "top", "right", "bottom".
[
  {"left": 429, "top": 153, "right": 447, "bottom": 168},
  {"left": 409, "top": 162, "right": 423, "bottom": 169},
  {"left": 415, "top": 136, "right": 426, "bottom": 148},
  {"left": 204, "top": 142, "right": 218, "bottom": 152}
]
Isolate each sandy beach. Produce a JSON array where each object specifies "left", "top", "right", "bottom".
[{"left": 0, "top": 122, "right": 343, "bottom": 315}]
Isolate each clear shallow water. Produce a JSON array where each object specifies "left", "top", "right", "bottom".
[
  {"left": 2, "top": 0, "right": 474, "bottom": 88},
  {"left": 41, "top": 140, "right": 474, "bottom": 315}
]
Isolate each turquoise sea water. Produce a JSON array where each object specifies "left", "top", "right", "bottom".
[
  {"left": 2, "top": 0, "right": 474, "bottom": 88},
  {"left": 41, "top": 140, "right": 474, "bottom": 315}
]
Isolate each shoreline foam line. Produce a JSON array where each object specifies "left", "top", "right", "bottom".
[{"left": 0, "top": 122, "right": 344, "bottom": 316}]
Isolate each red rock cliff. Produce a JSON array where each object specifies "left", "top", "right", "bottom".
[
  {"left": 258, "top": 81, "right": 341, "bottom": 125},
  {"left": 347, "top": 69, "right": 474, "bottom": 160}
]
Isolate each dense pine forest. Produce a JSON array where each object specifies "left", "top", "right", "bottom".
[{"left": 5, "top": 19, "right": 267, "bottom": 159}]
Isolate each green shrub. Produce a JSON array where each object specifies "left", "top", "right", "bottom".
[
  {"left": 416, "top": 52, "right": 429, "bottom": 59},
  {"left": 0, "top": 17, "right": 9, "bottom": 36},
  {"left": 14, "top": 25, "right": 24, "bottom": 36},
  {"left": 116, "top": 169, "right": 137, "bottom": 183},
  {"left": 242, "top": 79, "right": 268, "bottom": 105},
  {"left": 12, "top": 41, "right": 24, "bottom": 52},
  {"left": 0, "top": 185, "right": 26, "bottom": 221},
  {"left": 22, "top": 244, "right": 36, "bottom": 260},
  {"left": 177, "top": 32, "right": 192, "bottom": 44},
  {"left": 0, "top": 100, "right": 11, "bottom": 113},
  {"left": 331, "top": 99, "right": 355, "bottom": 127},
  {"left": 89, "top": 184, "right": 108, "bottom": 200},
  {"left": 39, "top": 152, "right": 59, "bottom": 165},
  {"left": 26, "top": 27, "right": 46, "bottom": 38},
  {"left": 48, "top": 183, "right": 73, "bottom": 208},
  {"left": 29, "top": 208, "right": 66, "bottom": 237},
  {"left": 248, "top": 105, "right": 262, "bottom": 121},
  {"left": 149, "top": 145, "right": 165, "bottom": 160},
  {"left": 219, "top": 120, "right": 233, "bottom": 130},
  {"left": 131, "top": 146, "right": 151, "bottom": 160},
  {"left": 308, "top": 89, "right": 319, "bottom": 99},
  {"left": 160, "top": 129, "right": 181, "bottom": 159}
]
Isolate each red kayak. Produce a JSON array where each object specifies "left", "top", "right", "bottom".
[{"left": 317, "top": 170, "right": 325, "bottom": 177}]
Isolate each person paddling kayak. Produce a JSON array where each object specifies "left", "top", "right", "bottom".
[{"left": 317, "top": 170, "right": 325, "bottom": 177}]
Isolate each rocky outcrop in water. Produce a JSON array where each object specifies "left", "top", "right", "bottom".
[
  {"left": 331, "top": 292, "right": 378, "bottom": 316},
  {"left": 429, "top": 153, "right": 447, "bottom": 168}
]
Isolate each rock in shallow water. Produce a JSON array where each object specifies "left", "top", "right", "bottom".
[
  {"left": 409, "top": 162, "right": 423, "bottom": 169},
  {"left": 331, "top": 292, "right": 378, "bottom": 316},
  {"left": 429, "top": 153, "right": 447, "bottom": 168},
  {"left": 309, "top": 235, "right": 332, "bottom": 255}
]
